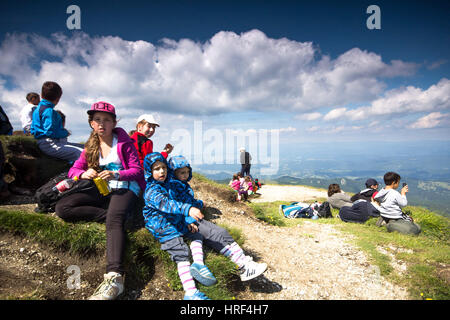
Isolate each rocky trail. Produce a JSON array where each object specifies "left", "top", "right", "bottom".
[
  {"left": 194, "top": 182, "right": 410, "bottom": 300},
  {"left": 0, "top": 180, "right": 410, "bottom": 300}
]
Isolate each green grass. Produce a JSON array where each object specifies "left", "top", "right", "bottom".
[
  {"left": 192, "top": 172, "right": 229, "bottom": 191},
  {"left": 0, "top": 209, "right": 242, "bottom": 300},
  {"left": 249, "top": 202, "right": 450, "bottom": 300}
]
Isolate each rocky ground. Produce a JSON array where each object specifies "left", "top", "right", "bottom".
[{"left": 0, "top": 179, "right": 410, "bottom": 300}]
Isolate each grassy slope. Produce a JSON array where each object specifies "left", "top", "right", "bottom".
[
  {"left": 249, "top": 200, "right": 450, "bottom": 300},
  {"left": 0, "top": 206, "right": 243, "bottom": 300}
]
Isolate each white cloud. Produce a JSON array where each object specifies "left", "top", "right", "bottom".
[
  {"left": 0, "top": 30, "right": 431, "bottom": 141},
  {"left": 278, "top": 127, "right": 296, "bottom": 133},
  {"left": 322, "top": 78, "right": 450, "bottom": 122},
  {"left": 324, "top": 108, "right": 347, "bottom": 121},
  {"left": 295, "top": 112, "right": 322, "bottom": 121},
  {"left": 409, "top": 112, "right": 448, "bottom": 129}
]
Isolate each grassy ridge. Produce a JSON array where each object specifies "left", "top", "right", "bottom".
[
  {"left": 249, "top": 201, "right": 450, "bottom": 300},
  {"left": 0, "top": 209, "right": 241, "bottom": 300}
]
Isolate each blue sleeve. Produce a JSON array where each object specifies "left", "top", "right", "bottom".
[
  {"left": 187, "top": 185, "right": 203, "bottom": 209},
  {"left": 185, "top": 216, "right": 197, "bottom": 225},
  {"left": 42, "top": 109, "right": 68, "bottom": 139},
  {"left": 145, "top": 184, "right": 192, "bottom": 217}
]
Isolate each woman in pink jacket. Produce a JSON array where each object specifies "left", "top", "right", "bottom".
[{"left": 55, "top": 101, "right": 145, "bottom": 300}]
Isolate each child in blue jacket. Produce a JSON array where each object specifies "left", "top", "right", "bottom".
[
  {"left": 143, "top": 153, "right": 267, "bottom": 300},
  {"left": 167, "top": 156, "right": 267, "bottom": 282},
  {"left": 30, "top": 81, "right": 83, "bottom": 162}
]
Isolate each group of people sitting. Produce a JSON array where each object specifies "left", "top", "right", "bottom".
[
  {"left": 327, "top": 174, "right": 421, "bottom": 235},
  {"left": 1, "top": 80, "right": 421, "bottom": 301},
  {"left": 228, "top": 172, "right": 261, "bottom": 201},
  {"left": 7, "top": 80, "right": 268, "bottom": 301}
]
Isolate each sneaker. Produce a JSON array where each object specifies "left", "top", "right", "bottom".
[
  {"left": 183, "top": 290, "right": 211, "bottom": 300},
  {"left": 239, "top": 260, "right": 267, "bottom": 281},
  {"left": 190, "top": 263, "right": 217, "bottom": 286},
  {"left": 89, "top": 272, "right": 124, "bottom": 300}
]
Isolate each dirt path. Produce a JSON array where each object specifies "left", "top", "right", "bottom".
[
  {"left": 196, "top": 184, "right": 410, "bottom": 300},
  {"left": 251, "top": 184, "right": 327, "bottom": 203}
]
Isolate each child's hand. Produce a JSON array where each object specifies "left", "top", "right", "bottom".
[
  {"left": 163, "top": 143, "right": 174, "bottom": 154},
  {"left": 401, "top": 185, "right": 409, "bottom": 196},
  {"left": 81, "top": 169, "right": 98, "bottom": 180},
  {"left": 188, "top": 223, "right": 199, "bottom": 233},
  {"left": 189, "top": 207, "right": 204, "bottom": 221},
  {"left": 98, "top": 170, "right": 115, "bottom": 181}
]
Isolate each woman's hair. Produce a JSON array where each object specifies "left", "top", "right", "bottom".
[
  {"left": 84, "top": 112, "right": 116, "bottom": 172},
  {"left": 327, "top": 183, "right": 341, "bottom": 197},
  {"left": 232, "top": 174, "right": 238, "bottom": 180},
  {"left": 244, "top": 176, "right": 251, "bottom": 182}
]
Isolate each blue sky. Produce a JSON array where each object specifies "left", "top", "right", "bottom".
[{"left": 0, "top": 0, "right": 449, "bottom": 162}]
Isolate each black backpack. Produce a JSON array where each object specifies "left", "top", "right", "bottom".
[
  {"left": 34, "top": 171, "right": 97, "bottom": 213},
  {"left": 317, "top": 201, "right": 333, "bottom": 218}
]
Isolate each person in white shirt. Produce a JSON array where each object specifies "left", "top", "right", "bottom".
[
  {"left": 374, "top": 171, "right": 421, "bottom": 235},
  {"left": 20, "top": 92, "right": 40, "bottom": 135}
]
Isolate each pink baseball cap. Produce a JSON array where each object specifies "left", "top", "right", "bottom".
[{"left": 87, "top": 101, "right": 116, "bottom": 117}]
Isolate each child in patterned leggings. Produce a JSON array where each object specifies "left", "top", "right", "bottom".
[{"left": 142, "top": 153, "right": 267, "bottom": 300}]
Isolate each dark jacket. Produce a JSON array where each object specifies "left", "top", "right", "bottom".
[
  {"left": 339, "top": 200, "right": 380, "bottom": 223},
  {"left": 351, "top": 188, "right": 377, "bottom": 202}
]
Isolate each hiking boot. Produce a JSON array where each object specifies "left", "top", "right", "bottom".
[
  {"left": 239, "top": 260, "right": 267, "bottom": 281},
  {"left": 190, "top": 263, "right": 217, "bottom": 286},
  {"left": 183, "top": 290, "right": 211, "bottom": 300},
  {"left": 89, "top": 272, "right": 124, "bottom": 300}
]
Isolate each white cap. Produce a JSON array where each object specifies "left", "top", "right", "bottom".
[
  {"left": 137, "top": 114, "right": 160, "bottom": 127},
  {"left": 239, "top": 147, "right": 245, "bottom": 152}
]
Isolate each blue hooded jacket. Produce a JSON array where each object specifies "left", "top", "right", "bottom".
[
  {"left": 167, "top": 155, "right": 204, "bottom": 226},
  {"left": 30, "top": 99, "right": 69, "bottom": 139},
  {"left": 142, "top": 152, "right": 193, "bottom": 243}
]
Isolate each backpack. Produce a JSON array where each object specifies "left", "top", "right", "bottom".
[
  {"left": 317, "top": 201, "right": 333, "bottom": 218},
  {"left": 0, "top": 105, "right": 13, "bottom": 135},
  {"left": 34, "top": 171, "right": 97, "bottom": 213}
]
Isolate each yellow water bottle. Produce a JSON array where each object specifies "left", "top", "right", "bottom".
[{"left": 94, "top": 177, "right": 111, "bottom": 196}]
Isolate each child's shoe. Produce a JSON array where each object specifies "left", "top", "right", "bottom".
[
  {"left": 239, "top": 260, "right": 267, "bottom": 281},
  {"left": 190, "top": 263, "right": 217, "bottom": 286},
  {"left": 183, "top": 290, "right": 211, "bottom": 300},
  {"left": 89, "top": 272, "right": 124, "bottom": 300}
]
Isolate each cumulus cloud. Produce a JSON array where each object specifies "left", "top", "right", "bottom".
[
  {"left": 321, "top": 78, "right": 450, "bottom": 122},
  {"left": 0, "top": 29, "right": 432, "bottom": 141},
  {"left": 0, "top": 30, "right": 418, "bottom": 114},
  {"left": 295, "top": 112, "right": 322, "bottom": 121},
  {"left": 409, "top": 112, "right": 448, "bottom": 129},
  {"left": 324, "top": 107, "right": 347, "bottom": 121}
]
